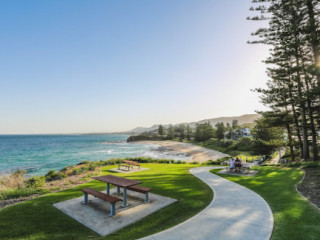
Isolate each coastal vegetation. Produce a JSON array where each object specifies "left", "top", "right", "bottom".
[{"left": 0, "top": 170, "right": 48, "bottom": 202}]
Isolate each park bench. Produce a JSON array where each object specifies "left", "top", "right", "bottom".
[
  {"left": 127, "top": 185, "right": 152, "bottom": 202},
  {"left": 82, "top": 188, "right": 122, "bottom": 216}
]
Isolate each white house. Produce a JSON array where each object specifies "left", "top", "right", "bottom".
[{"left": 240, "top": 128, "right": 251, "bottom": 137}]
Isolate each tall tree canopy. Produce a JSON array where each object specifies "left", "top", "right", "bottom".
[{"left": 249, "top": 0, "right": 320, "bottom": 161}]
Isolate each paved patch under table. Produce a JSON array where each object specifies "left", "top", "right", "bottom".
[{"left": 53, "top": 188, "right": 176, "bottom": 236}]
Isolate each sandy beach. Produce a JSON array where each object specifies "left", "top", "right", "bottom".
[{"left": 133, "top": 141, "right": 229, "bottom": 163}]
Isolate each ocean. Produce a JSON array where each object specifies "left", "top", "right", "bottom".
[{"left": 0, "top": 134, "right": 190, "bottom": 176}]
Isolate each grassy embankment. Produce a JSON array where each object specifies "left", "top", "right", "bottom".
[
  {"left": 210, "top": 166, "right": 320, "bottom": 240},
  {"left": 0, "top": 163, "right": 212, "bottom": 240}
]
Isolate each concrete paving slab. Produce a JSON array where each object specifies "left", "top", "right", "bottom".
[
  {"left": 53, "top": 188, "right": 176, "bottom": 236},
  {"left": 140, "top": 167, "right": 273, "bottom": 240}
]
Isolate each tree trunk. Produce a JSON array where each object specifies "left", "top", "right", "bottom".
[
  {"left": 288, "top": 84, "right": 304, "bottom": 159},
  {"left": 301, "top": 58, "right": 319, "bottom": 161},
  {"left": 294, "top": 51, "right": 310, "bottom": 160},
  {"left": 284, "top": 105, "right": 295, "bottom": 162}
]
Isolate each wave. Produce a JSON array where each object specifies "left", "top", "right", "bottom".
[{"left": 140, "top": 148, "right": 191, "bottom": 161}]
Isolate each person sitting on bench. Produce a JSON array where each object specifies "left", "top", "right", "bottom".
[
  {"left": 235, "top": 157, "right": 242, "bottom": 172},
  {"left": 229, "top": 158, "right": 235, "bottom": 172}
]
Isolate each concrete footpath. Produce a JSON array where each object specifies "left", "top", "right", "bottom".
[{"left": 140, "top": 167, "right": 273, "bottom": 240}]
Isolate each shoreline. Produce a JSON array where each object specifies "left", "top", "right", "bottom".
[{"left": 132, "top": 140, "right": 229, "bottom": 163}]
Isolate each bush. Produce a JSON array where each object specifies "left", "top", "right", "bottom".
[
  {"left": 204, "top": 157, "right": 231, "bottom": 165},
  {"left": 87, "top": 164, "right": 96, "bottom": 171},
  {"left": 204, "top": 160, "right": 216, "bottom": 165},
  {"left": 79, "top": 160, "right": 90, "bottom": 165},
  {"left": 12, "top": 169, "right": 27, "bottom": 177},
  {"left": 227, "top": 151, "right": 241, "bottom": 157},
  {"left": 25, "top": 176, "right": 45, "bottom": 189},
  {"left": 190, "top": 161, "right": 199, "bottom": 164},
  {"left": 231, "top": 137, "right": 253, "bottom": 151},
  {"left": 0, "top": 170, "right": 26, "bottom": 190},
  {"left": 72, "top": 167, "right": 87, "bottom": 175},
  {"left": 45, "top": 170, "right": 56, "bottom": 181},
  {"left": 45, "top": 170, "right": 66, "bottom": 181}
]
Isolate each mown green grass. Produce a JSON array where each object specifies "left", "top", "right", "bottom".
[
  {"left": 210, "top": 167, "right": 320, "bottom": 240},
  {"left": 0, "top": 164, "right": 212, "bottom": 240}
]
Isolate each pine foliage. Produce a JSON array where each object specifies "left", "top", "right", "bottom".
[{"left": 249, "top": 0, "right": 320, "bottom": 161}]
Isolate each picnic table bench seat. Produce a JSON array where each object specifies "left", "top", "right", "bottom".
[
  {"left": 225, "top": 166, "right": 234, "bottom": 173},
  {"left": 127, "top": 185, "right": 152, "bottom": 202},
  {"left": 81, "top": 188, "right": 122, "bottom": 216}
]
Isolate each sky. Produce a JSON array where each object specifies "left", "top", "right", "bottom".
[{"left": 0, "top": 0, "right": 270, "bottom": 134}]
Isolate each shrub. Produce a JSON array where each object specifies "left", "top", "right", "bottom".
[
  {"left": 55, "top": 172, "right": 66, "bottom": 180},
  {"left": 0, "top": 170, "right": 26, "bottom": 190},
  {"left": 227, "top": 151, "right": 241, "bottom": 157},
  {"left": 204, "top": 160, "right": 215, "bottom": 165},
  {"left": 72, "top": 168, "right": 82, "bottom": 175},
  {"left": 79, "top": 160, "right": 90, "bottom": 165},
  {"left": 45, "top": 170, "right": 56, "bottom": 181},
  {"left": 190, "top": 161, "right": 199, "bottom": 164},
  {"left": 12, "top": 169, "right": 27, "bottom": 177},
  {"left": 25, "top": 176, "right": 45, "bottom": 189},
  {"left": 230, "top": 137, "right": 253, "bottom": 152},
  {"left": 45, "top": 170, "right": 66, "bottom": 181},
  {"left": 87, "top": 164, "right": 96, "bottom": 171},
  {"left": 204, "top": 157, "right": 231, "bottom": 165}
]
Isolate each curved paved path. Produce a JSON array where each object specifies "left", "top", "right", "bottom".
[{"left": 141, "top": 167, "right": 273, "bottom": 240}]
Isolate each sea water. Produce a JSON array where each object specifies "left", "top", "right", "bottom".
[{"left": 0, "top": 134, "right": 190, "bottom": 176}]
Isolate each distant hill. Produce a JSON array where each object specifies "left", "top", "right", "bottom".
[{"left": 122, "top": 114, "right": 260, "bottom": 134}]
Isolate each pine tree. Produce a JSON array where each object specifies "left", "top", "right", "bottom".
[
  {"left": 248, "top": 0, "right": 320, "bottom": 161},
  {"left": 158, "top": 124, "right": 164, "bottom": 136}
]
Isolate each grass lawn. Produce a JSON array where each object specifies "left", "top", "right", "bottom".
[
  {"left": 0, "top": 164, "right": 212, "bottom": 240},
  {"left": 210, "top": 167, "right": 320, "bottom": 240}
]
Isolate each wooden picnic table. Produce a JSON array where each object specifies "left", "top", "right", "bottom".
[
  {"left": 93, "top": 175, "right": 141, "bottom": 207},
  {"left": 122, "top": 160, "right": 140, "bottom": 170},
  {"left": 241, "top": 163, "right": 252, "bottom": 174}
]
